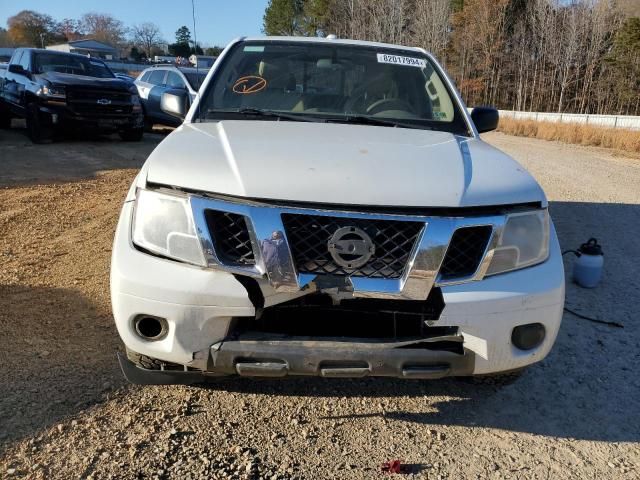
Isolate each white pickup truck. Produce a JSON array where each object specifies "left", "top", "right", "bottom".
[{"left": 111, "top": 37, "right": 564, "bottom": 384}]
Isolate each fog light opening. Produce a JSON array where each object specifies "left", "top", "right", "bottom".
[
  {"left": 511, "top": 323, "right": 546, "bottom": 351},
  {"left": 134, "top": 315, "right": 168, "bottom": 341}
]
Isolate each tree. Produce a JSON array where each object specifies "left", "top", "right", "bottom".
[
  {"left": 0, "top": 27, "right": 12, "bottom": 48},
  {"left": 58, "top": 18, "right": 82, "bottom": 41},
  {"left": 450, "top": 0, "right": 510, "bottom": 106},
  {"left": 605, "top": 16, "right": 640, "bottom": 114},
  {"left": 132, "top": 22, "right": 163, "bottom": 58},
  {"left": 175, "top": 26, "right": 191, "bottom": 44},
  {"left": 412, "top": 0, "right": 451, "bottom": 61},
  {"left": 80, "top": 12, "right": 126, "bottom": 46},
  {"left": 302, "top": 0, "right": 331, "bottom": 36},
  {"left": 263, "top": 0, "right": 304, "bottom": 35},
  {"left": 7, "top": 10, "right": 59, "bottom": 47},
  {"left": 129, "top": 46, "right": 143, "bottom": 61},
  {"left": 204, "top": 46, "right": 224, "bottom": 56},
  {"left": 168, "top": 42, "right": 190, "bottom": 58}
]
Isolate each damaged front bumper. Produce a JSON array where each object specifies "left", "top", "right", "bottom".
[
  {"left": 118, "top": 333, "right": 474, "bottom": 385},
  {"left": 111, "top": 200, "right": 565, "bottom": 384}
]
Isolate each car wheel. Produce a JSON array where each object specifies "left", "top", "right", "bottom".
[
  {"left": 26, "top": 103, "right": 53, "bottom": 143},
  {"left": 119, "top": 127, "right": 144, "bottom": 141},
  {"left": 143, "top": 111, "right": 154, "bottom": 132},
  {"left": 126, "top": 348, "right": 163, "bottom": 370},
  {"left": 0, "top": 107, "right": 11, "bottom": 129}
]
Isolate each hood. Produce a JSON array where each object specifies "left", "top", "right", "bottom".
[
  {"left": 39, "top": 71, "right": 130, "bottom": 90},
  {"left": 145, "top": 121, "right": 546, "bottom": 208}
]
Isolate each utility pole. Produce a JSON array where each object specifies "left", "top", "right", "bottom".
[{"left": 40, "top": 33, "right": 45, "bottom": 49}]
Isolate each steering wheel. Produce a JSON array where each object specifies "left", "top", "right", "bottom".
[
  {"left": 343, "top": 74, "right": 389, "bottom": 113},
  {"left": 366, "top": 98, "right": 415, "bottom": 116}
]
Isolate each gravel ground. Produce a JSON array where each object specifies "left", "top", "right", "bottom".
[{"left": 0, "top": 127, "right": 639, "bottom": 479}]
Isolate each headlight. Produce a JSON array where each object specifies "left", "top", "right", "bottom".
[
  {"left": 38, "top": 85, "right": 66, "bottom": 99},
  {"left": 486, "top": 209, "right": 550, "bottom": 276},
  {"left": 132, "top": 189, "right": 206, "bottom": 266}
]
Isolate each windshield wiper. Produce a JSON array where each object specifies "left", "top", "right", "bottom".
[
  {"left": 327, "top": 115, "right": 430, "bottom": 130},
  {"left": 206, "top": 108, "right": 322, "bottom": 123}
]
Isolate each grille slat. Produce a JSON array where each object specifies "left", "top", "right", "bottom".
[
  {"left": 205, "top": 211, "right": 255, "bottom": 266},
  {"left": 282, "top": 214, "right": 424, "bottom": 279},
  {"left": 439, "top": 226, "right": 493, "bottom": 280}
]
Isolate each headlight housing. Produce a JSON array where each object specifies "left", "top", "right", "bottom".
[
  {"left": 38, "top": 85, "right": 66, "bottom": 99},
  {"left": 132, "top": 189, "right": 206, "bottom": 266},
  {"left": 486, "top": 209, "right": 550, "bottom": 276}
]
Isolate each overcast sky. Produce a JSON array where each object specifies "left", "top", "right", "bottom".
[{"left": 0, "top": 0, "right": 270, "bottom": 47}]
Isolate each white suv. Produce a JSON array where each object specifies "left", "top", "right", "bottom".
[{"left": 111, "top": 37, "right": 564, "bottom": 384}]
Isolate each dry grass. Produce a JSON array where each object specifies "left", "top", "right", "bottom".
[{"left": 497, "top": 117, "right": 640, "bottom": 155}]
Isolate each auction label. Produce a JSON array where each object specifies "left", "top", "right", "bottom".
[{"left": 377, "top": 53, "right": 426, "bottom": 68}]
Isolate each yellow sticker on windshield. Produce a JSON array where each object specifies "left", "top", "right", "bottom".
[{"left": 233, "top": 76, "right": 268, "bottom": 94}]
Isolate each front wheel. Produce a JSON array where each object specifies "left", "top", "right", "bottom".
[
  {"left": 26, "top": 103, "right": 53, "bottom": 143},
  {"left": 0, "top": 107, "right": 11, "bottom": 129},
  {"left": 126, "top": 348, "right": 163, "bottom": 370},
  {"left": 119, "top": 127, "right": 143, "bottom": 142}
]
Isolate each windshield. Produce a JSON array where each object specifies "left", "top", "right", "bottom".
[
  {"left": 199, "top": 41, "right": 469, "bottom": 134},
  {"left": 34, "top": 53, "right": 115, "bottom": 78},
  {"left": 184, "top": 71, "right": 208, "bottom": 90}
]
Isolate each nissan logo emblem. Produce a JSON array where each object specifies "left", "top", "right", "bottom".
[{"left": 328, "top": 226, "right": 375, "bottom": 269}]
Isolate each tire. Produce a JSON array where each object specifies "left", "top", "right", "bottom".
[
  {"left": 26, "top": 103, "right": 53, "bottom": 144},
  {"left": 119, "top": 127, "right": 144, "bottom": 142},
  {"left": 142, "top": 108, "right": 154, "bottom": 132},
  {"left": 126, "top": 348, "right": 163, "bottom": 370},
  {"left": 0, "top": 107, "right": 11, "bottom": 129}
]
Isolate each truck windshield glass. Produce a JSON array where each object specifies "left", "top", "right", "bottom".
[
  {"left": 200, "top": 41, "right": 468, "bottom": 134},
  {"left": 34, "top": 53, "right": 115, "bottom": 79}
]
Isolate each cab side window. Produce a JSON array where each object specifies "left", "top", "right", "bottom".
[
  {"left": 149, "top": 70, "right": 166, "bottom": 85},
  {"left": 140, "top": 71, "right": 153, "bottom": 82},
  {"left": 19, "top": 51, "right": 30, "bottom": 71},
  {"left": 11, "top": 51, "right": 23, "bottom": 66},
  {"left": 166, "top": 71, "right": 185, "bottom": 89}
]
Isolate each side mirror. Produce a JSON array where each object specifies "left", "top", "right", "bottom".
[
  {"left": 160, "top": 90, "right": 189, "bottom": 119},
  {"left": 471, "top": 106, "right": 499, "bottom": 134},
  {"left": 8, "top": 64, "right": 26, "bottom": 75}
]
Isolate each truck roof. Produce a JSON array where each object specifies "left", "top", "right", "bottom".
[
  {"left": 13, "top": 47, "right": 109, "bottom": 63},
  {"left": 239, "top": 36, "right": 429, "bottom": 55}
]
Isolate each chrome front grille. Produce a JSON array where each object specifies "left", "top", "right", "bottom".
[
  {"left": 205, "top": 210, "right": 255, "bottom": 266},
  {"left": 439, "top": 226, "right": 493, "bottom": 280},
  {"left": 189, "top": 194, "right": 506, "bottom": 300},
  {"left": 281, "top": 214, "right": 423, "bottom": 279}
]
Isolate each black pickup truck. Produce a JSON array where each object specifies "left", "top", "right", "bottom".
[{"left": 0, "top": 48, "right": 143, "bottom": 143}]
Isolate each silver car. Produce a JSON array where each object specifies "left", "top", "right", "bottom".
[{"left": 134, "top": 65, "right": 208, "bottom": 128}]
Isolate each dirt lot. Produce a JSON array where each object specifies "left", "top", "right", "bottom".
[{"left": 0, "top": 124, "right": 639, "bottom": 479}]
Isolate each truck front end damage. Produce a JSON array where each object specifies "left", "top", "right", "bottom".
[{"left": 111, "top": 189, "right": 564, "bottom": 384}]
